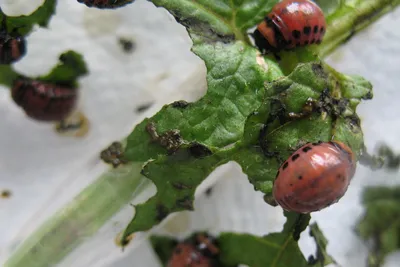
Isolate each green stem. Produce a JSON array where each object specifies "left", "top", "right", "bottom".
[
  {"left": 319, "top": 0, "right": 400, "bottom": 58},
  {"left": 4, "top": 161, "right": 150, "bottom": 267}
]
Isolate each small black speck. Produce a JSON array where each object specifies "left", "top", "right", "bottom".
[
  {"left": 188, "top": 142, "right": 212, "bottom": 158},
  {"left": 205, "top": 187, "right": 213, "bottom": 197},
  {"left": 282, "top": 161, "right": 289, "bottom": 170},
  {"left": 313, "top": 26, "right": 319, "bottom": 33},
  {"left": 303, "top": 26, "right": 311, "bottom": 35},
  {"left": 311, "top": 39, "right": 316, "bottom": 44},
  {"left": 156, "top": 204, "right": 169, "bottom": 221},
  {"left": 316, "top": 39, "right": 322, "bottom": 44},
  {"left": 302, "top": 146, "right": 312, "bottom": 153},
  {"left": 320, "top": 27, "right": 325, "bottom": 33},
  {"left": 298, "top": 175, "right": 303, "bottom": 180},
  {"left": 290, "top": 183, "right": 293, "bottom": 187},
  {"left": 135, "top": 102, "right": 153, "bottom": 113},
  {"left": 292, "top": 30, "right": 301, "bottom": 39},
  {"left": 118, "top": 38, "right": 135, "bottom": 53},
  {"left": 292, "top": 154, "right": 300, "bottom": 161},
  {"left": 171, "top": 100, "right": 189, "bottom": 109},
  {"left": 176, "top": 196, "right": 194, "bottom": 210}
]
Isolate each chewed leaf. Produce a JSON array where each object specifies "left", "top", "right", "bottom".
[
  {"left": 308, "top": 223, "right": 337, "bottom": 266},
  {"left": 121, "top": 61, "right": 373, "bottom": 242},
  {"left": 152, "top": 0, "right": 278, "bottom": 42},
  {"left": 236, "top": 62, "right": 371, "bottom": 195},
  {"left": 1, "top": 0, "right": 57, "bottom": 36},
  {"left": 0, "top": 51, "right": 88, "bottom": 88},
  {"left": 356, "top": 186, "right": 400, "bottom": 267},
  {"left": 218, "top": 212, "right": 311, "bottom": 267},
  {"left": 122, "top": 145, "right": 226, "bottom": 235},
  {"left": 124, "top": 41, "right": 283, "bottom": 161},
  {"left": 38, "top": 51, "right": 88, "bottom": 86}
]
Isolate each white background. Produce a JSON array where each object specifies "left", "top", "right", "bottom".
[{"left": 0, "top": 0, "right": 399, "bottom": 267}]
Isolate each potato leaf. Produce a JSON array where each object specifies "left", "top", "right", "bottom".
[
  {"left": 1, "top": 0, "right": 57, "bottom": 36},
  {"left": 121, "top": 0, "right": 373, "bottom": 248},
  {"left": 219, "top": 212, "right": 311, "bottom": 267},
  {"left": 356, "top": 186, "right": 400, "bottom": 267}
]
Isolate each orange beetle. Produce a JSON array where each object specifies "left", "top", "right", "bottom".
[
  {"left": 273, "top": 141, "right": 356, "bottom": 213},
  {"left": 168, "top": 234, "right": 220, "bottom": 267},
  {"left": 253, "top": 0, "right": 326, "bottom": 52}
]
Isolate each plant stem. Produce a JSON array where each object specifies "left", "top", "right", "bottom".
[
  {"left": 4, "top": 161, "right": 150, "bottom": 267},
  {"left": 319, "top": 0, "right": 400, "bottom": 58}
]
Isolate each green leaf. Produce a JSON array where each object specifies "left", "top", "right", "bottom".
[
  {"left": 235, "top": 62, "right": 371, "bottom": 194},
  {"left": 1, "top": 0, "right": 57, "bottom": 36},
  {"left": 37, "top": 50, "right": 89, "bottom": 86},
  {"left": 308, "top": 223, "right": 337, "bottom": 266},
  {"left": 152, "top": 0, "right": 279, "bottom": 42},
  {"left": 218, "top": 212, "right": 311, "bottom": 267},
  {"left": 356, "top": 186, "right": 400, "bottom": 267},
  {"left": 120, "top": 0, "right": 376, "bottom": 244},
  {"left": 319, "top": 0, "right": 400, "bottom": 57},
  {"left": 121, "top": 61, "right": 372, "bottom": 242},
  {"left": 124, "top": 41, "right": 283, "bottom": 161},
  {"left": 0, "top": 51, "right": 88, "bottom": 88},
  {"left": 150, "top": 235, "right": 178, "bottom": 266}
]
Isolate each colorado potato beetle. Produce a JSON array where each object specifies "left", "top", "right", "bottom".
[
  {"left": 168, "top": 233, "right": 219, "bottom": 267},
  {"left": 0, "top": 12, "right": 26, "bottom": 64},
  {"left": 11, "top": 78, "right": 77, "bottom": 122},
  {"left": 273, "top": 141, "right": 356, "bottom": 213},
  {"left": 253, "top": 0, "right": 326, "bottom": 52}
]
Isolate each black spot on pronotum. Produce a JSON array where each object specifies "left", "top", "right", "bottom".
[
  {"left": 312, "top": 141, "right": 322, "bottom": 146},
  {"left": 303, "top": 26, "right": 311, "bottom": 35},
  {"left": 292, "top": 154, "right": 300, "bottom": 161},
  {"left": 188, "top": 142, "right": 213, "bottom": 158},
  {"left": 292, "top": 30, "right": 301, "bottom": 39},
  {"left": 282, "top": 161, "right": 289, "bottom": 170},
  {"left": 298, "top": 175, "right": 303, "bottom": 180},
  {"left": 156, "top": 204, "right": 169, "bottom": 221},
  {"left": 313, "top": 25, "right": 319, "bottom": 33},
  {"left": 171, "top": 100, "right": 189, "bottom": 109},
  {"left": 302, "top": 146, "right": 312, "bottom": 153}
]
